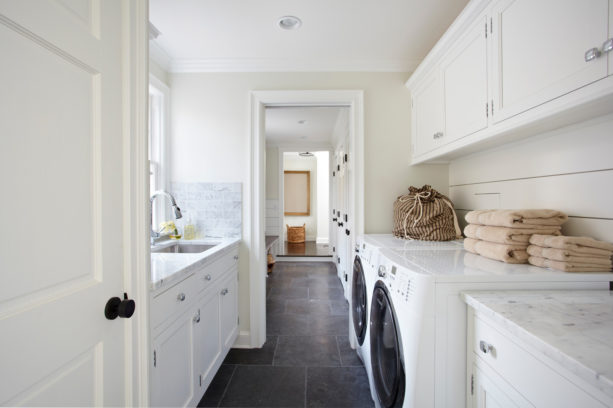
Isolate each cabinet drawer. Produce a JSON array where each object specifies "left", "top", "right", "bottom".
[
  {"left": 197, "top": 247, "right": 239, "bottom": 292},
  {"left": 151, "top": 274, "right": 198, "bottom": 330},
  {"left": 473, "top": 315, "right": 607, "bottom": 408}
]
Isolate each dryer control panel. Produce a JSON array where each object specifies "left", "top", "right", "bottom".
[{"left": 379, "top": 263, "right": 414, "bottom": 305}]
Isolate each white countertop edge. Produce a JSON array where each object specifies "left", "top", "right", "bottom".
[
  {"left": 462, "top": 291, "right": 613, "bottom": 400},
  {"left": 150, "top": 238, "right": 240, "bottom": 293}
]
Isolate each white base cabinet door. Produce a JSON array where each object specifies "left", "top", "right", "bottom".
[
  {"left": 219, "top": 269, "right": 239, "bottom": 350},
  {"left": 491, "top": 0, "right": 609, "bottom": 123},
  {"left": 193, "top": 289, "right": 221, "bottom": 402}
]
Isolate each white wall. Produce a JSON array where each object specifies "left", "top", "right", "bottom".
[
  {"left": 315, "top": 151, "right": 330, "bottom": 244},
  {"left": 149, "top": 58, "right": 170, "bottom": 87},
  {"left": 449, "top": 114, "right": 613, "bottom": 242},
  {"left": 283, "top": 154, "right": 318, "bottom": 241},
  {"left": 169, "top": 72, "right": 449, "bottom": 342}
]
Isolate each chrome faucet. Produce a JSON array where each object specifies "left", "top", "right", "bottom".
[{"left": 150, "top": 190, "right": 183, "bottom": 245}]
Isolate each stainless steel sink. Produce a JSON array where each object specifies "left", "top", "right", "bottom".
[{"left": 151, "top": 243, "right": 216, "bottom": 254}]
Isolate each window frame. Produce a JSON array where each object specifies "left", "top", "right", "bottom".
[{"left": 149, "top": 74, "right": 170, "bottom": 230}]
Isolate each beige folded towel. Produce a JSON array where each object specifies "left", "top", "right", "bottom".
[
  {"left": 465, "top": 209, "right": 568, "bottom": 228},
  {"left": 464, "top": 238, "right": 529, "bottom": 264},
  {"left": 464, "top": 224, "right": 561, "bottom": 245},
  {"left": 528, "top": 256, "right": 612, "bottom": 272},
  {"left": 527, "top": 245, "right": 613, "bottom": 268},
  {"left": 529, "top": 234, "right": 613, "bottom": 254}
]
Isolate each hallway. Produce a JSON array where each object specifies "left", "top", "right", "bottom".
[{"left": 198, "top": 262, "right": 373, "bottom": 407}]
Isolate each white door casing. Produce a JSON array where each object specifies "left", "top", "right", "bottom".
[{"left": 0, "top": 1, "right": 149, "bottom": 405}]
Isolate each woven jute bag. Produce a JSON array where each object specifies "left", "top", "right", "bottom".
[{"left": 393, "top": 185, "right": 462, "bottom": 241}]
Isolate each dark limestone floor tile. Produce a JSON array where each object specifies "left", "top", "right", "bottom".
[
  {"left": 273, "top": 336, "right": 340, "bottom": 367},
  {"left": 336, "top": 336, "right": 363, "bottom": 367},
  {"left": 266, "top": 298, "right": 286, "bottom": 314},
  {"left": 288, "top": 276, "right": 310, "bottom": 288},
  {"left": 219, "top": 366, "right": 305, "bottom": 407},
  {"left": 308, "top": 314, "right": 349, "bottom": 335},
  {"left": 267, "top": 313, "right": 309, "bottom": 335},
  {"left": 306, "top": 366, "right": 374, "bottom": 407},
  {"left": 308, "top": 275, "right": 343, "bottom": 286},
  {"left": 268, "top": 287, "right": 308, "bottom": 300},
  {"left": 285, "top": 299, "right": 331, "bottom": 315},
  {"left": 198, "top": 364, "right": 236, "bottom": 407},
  {"left": 330, "top": 300, "right": 349, "bottom": 316},
  {"left": 223, "top": 336, "right": 278, "bottom": 365},
  {"left": 308, "top": 286, "right": 344, "bottom": 300},
  {"left": 307, "top": 266, "right": 337, "bottom": 276}
]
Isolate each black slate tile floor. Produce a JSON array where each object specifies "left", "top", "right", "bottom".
[{"left": 199, "top": 261, "right": 374, "bottom": 408}]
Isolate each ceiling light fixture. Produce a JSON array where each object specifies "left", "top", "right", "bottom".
[
  {"left": 297, "top": 119, "right": 307, "bottom": 124},
  {"left": 299, "top": 152, "right": 314, "bottom": 157},
  {"left": 278, "top": 16, "right": 302, "bottom": 30}
]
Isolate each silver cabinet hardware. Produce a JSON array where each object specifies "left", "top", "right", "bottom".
[
  {"left": 479, "top": 340, "right": 494, "bottom": 354},
  {"left": 602, "top": 38, "right": 613, "bottom": 54},
  {"left": 204, "top": 274, "right": 212, "bottom": 281},
  {"left": 177, "top": 293, "right": 186, "bottom": 301},
  {"left": 378, "top": 265, "right": 386, "bottom": 278},
  {"left": 585, "top": 47, "right": 601, "bottom": 62},
  {"left": 193, "top": 309, "right": 200, "bottom": 323},
  {"left": 233, "top": 255, "right": 239, "bottom": 260},
  {"left": 433, "top": 132, "right": 444, "bottom": 140},
  {"left": 221, "top": 288, "right": 229, "bottom": 296}
]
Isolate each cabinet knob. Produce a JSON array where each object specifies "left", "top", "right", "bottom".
[
  {"left": 479, "top": 340, "right": 494, "bottom": 355},
  {"left": 204, "top": 274, "right": 212, "bottom": 281},
  {"left": 433, "top": 132, "right": 444, "bottom": 139},
  {"left": 602, "top": 38, "right": 613, "bottom": 54},
  {"left": 193, "top": 309, "right": 200, "bottom": 323},
  {"left": 585, "top": 47, "right": 601, "bottom": 62},
  {"left": 177, "top": 293, "right": 186, "bottom": 302},
  {"left": 233, "top": 255, "right": 239, "bottom": 260},
  {"left": 221, "top": 288, "right": 229, "bottom": 296}
]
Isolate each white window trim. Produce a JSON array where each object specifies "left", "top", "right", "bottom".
[{"left": 149, "top": 74, "right": 171, "bottom": 229}]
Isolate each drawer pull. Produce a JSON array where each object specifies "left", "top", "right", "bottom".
[
  {"left": 221, "top": 288, "right": 229, "bottom": 296},
  {"left": 585, "top": 47, "right": 601, "bottom": 62},
  {"left": 602, "top": 38, "right": 613, "bottom": 54},
  {"left": 177, "top": 293, "right": 186, "bottom": 302},
  {"left": 233, "top": 255, "right": 239, "bottom": 260},
  {"left": 433, "top": 132, "right": 444, "bottom": 139},
  {"left": 193, "top": 309, "right": 200, "bottom": 323},
  {"left": 204, "top": 274, "right": 212, "bottom": 281},
  {"left": 479, "top": 340, "right": 494, "bottom": 355}
]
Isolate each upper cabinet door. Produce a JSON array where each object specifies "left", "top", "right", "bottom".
[
  {"left": 411, "top": 71, "right": 445, "bottom": 157},
  {"left": 491, "top": 0, "right": 609, "bottom": 123},
  {"left": 442, "top": 15, "right": 489, "bottom": 142}
]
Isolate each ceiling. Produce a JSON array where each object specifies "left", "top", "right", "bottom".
[
  {"left": 149, "top": 0, "right": 470, "bottom": 72},
  {"left": 265, "top": 107, "right": 345, "bottom": 146}
]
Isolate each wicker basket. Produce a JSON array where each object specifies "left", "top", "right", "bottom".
[{"left": 286, "top": 224, "right": 306, "bottom": 243}]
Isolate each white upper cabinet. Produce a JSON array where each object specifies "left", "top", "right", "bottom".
[
  {"left": 411, "top": 71, "right": 445, "bottom": 156},
  {"left": 491, "top": 0, "right": 609, "bottom": 123},
  {"left": 442, "top": 15, "right": 489, "bottom": 141}
]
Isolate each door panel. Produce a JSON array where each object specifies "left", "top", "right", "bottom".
[
  {"left": 0, "top": 1, "right": 127, "bottom": 405},
  {"left": 220, "top": 270, "right": 238, "bottom": 349},
  {"left": 412, "top": 72, "right": 444, "bottom": 156},
  {"left": 491, "top": 0, "right": 608, "bottom": 122}
]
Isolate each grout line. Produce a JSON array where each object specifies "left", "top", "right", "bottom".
[
  {"left": 271, "top": 333, "right": 281, "bottom": 366},
  {"left": 304, "top": 366, "right": 308, "bottom": 408},
  {"left": 216, "top": 364, "right": 237, "bottom": 408},
  {"left": 335, "top": 335, "right": 343, "bottom": 366}
]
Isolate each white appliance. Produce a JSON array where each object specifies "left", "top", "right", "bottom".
[{"left": 367, "top": 245, "right": 613, "bottom": 408}]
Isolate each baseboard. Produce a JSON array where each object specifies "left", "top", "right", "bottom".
[
  {"left": 231, "top": 331, "right": 252, "bottom": 349},
  {"left": 316, "top": 237, "right": 329, "bottom": 244},
  {"left": 276, "top": 256, "right": 333, "bottom": 263}
]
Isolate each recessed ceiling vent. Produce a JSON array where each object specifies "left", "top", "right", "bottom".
[
  {"left": 299, "top": 152, "right": 314, "bottom": 157},
  {"left": 278, "top": 16, "right": 302, "bottom": 30}
]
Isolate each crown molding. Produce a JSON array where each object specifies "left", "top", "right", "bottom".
[
  {"left": 168, "top": 57, "right": 420, "bottom": 73},
  {"left": 149, "top": 40, "right": 172, "bottom": 72}
]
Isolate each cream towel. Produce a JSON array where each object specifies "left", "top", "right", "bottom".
[
  {"left": 465, "top": 209, "right": 568, "bottom": 228},
  {"left": 529, "top": 234, "right": 613, "bottom": 254},
  {"left": 528, "top": 256, "right": 612, "bottom": 272},
  {"left": 527, "top": 245, "right": 613, "bottom": 268},
  {"left": 464, "top": 238, "right": 528, "bottom": 264},
  {"left": 464, "top": 224, "right": 561, "bottom": 245}
]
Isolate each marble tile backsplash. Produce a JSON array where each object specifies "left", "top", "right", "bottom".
[{"left": 170, "top": 182, "right": 242, "bottom": 239}]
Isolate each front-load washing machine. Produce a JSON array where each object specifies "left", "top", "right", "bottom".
[{"left": 367, "top": 246, "right": 613, "bottom": 408}]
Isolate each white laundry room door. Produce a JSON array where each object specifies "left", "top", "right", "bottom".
[{"left": 0, "top": 1, "right": 135, "bottom": 406}]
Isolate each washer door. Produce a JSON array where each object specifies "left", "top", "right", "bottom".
[
  {"left": 351, "top": 255, "right": 368, "bottom": 346},
  {"left": 370, "top": 282, "right": 405, "bottom": 408}
]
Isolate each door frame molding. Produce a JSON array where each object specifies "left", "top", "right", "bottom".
[
  {"left": 248, "top": 90, "right": 364, "bottom": 347},
  {"left": 123, "top": 0, "right": 150, "bottom": 405}
]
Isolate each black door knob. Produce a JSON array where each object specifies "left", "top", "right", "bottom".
[{"left": 105, "top": 293, "right": 135, "bottom": 320}]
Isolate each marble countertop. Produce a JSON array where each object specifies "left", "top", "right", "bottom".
[
  {"left": 150, "top": 237, "right": 240, "bottom": 292},
  {"left": 463, "top": 290, "right": 613, "bottom": 399}
]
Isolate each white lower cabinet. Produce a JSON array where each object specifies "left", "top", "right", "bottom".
[{"left": 151, "top": 245, "right": 239, "bottom": 407}]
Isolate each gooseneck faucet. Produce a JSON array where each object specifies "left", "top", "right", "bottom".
[{"left": 150, "top": 190, "right": 183, "bottom": 245}]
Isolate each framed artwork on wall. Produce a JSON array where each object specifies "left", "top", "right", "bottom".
[{"left": 284, "top": 170, "right": 310, "bottom": 216}]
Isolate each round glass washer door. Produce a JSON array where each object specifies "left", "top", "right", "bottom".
[
  {"left": 370, "top": 282, "right": 405, "bottom": 408},
  {"left": 351, "top": 255, "right": 368, "bottom": 346}
]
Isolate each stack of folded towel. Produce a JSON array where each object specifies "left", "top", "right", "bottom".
[
  {"left": 527, "top": 234, "right": 613, "bottom": 272},
  {"left": 463, "top": 209, "right": 568, "bottom": 264}
]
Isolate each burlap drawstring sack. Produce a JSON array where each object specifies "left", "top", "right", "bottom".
[{"left": 393, "top": 185, "right": 462, "bottom": 241}]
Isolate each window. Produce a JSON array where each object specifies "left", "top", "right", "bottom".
[{"left": 149, "top": 75, "right": 170, "bottom": 229}]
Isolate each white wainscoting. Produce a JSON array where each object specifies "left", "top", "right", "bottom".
[
  {"left": 450, "top": 114, "right": 613, "bottom": 242},
  {"left": 265, "top": 199, "right": 280, "bottom": 237}
]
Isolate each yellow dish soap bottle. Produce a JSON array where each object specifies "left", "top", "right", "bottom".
[{"left": 183, "top": 214, "right": 196, "bottom": 240}]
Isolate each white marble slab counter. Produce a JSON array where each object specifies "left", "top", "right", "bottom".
[
  {"left": 462, "top": 290, "right": 613, "bottom": 400},
  {"left": 150, "top": 238, "right": 240, "bottom": 293}
]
